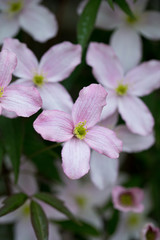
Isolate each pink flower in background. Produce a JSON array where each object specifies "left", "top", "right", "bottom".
[
  {"left": 141, "top": 223, "right": 160, "bottom": 240},
  {"left": 0, "top": 48, "right": 41, "bottom": 117},
  {"left": 0, "top": 0, "right": 58, "bottom": 43},
  {"left": 112, "top": 186, "right": 144, "bottom": 213},
  {"left": 87, "top": 42, "right": 160, "bottom": 136},
  {"left": 34, "top": 84, "right": 122, "bottom": 179},
  {"left": 78, "top": 0, "right": 160, "bottom": 72},
  {"left": 3, "top": 38, "right": 82, "bottom": 112}
]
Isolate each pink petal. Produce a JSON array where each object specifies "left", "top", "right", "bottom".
[
  {"left": 125, "top": 60, "right": 160, "bottom": 97},
  {"left": 39, "top": 42, "right": 81, "bottom": 82},
  {"left": 100, "top": 91, "right": 118, "bottom": 121},
  {"left": 90, "top": 150, "right": 119, "bottom": 190},
  {"left": 0, "top": 14, "right": 19, "bottom": 44},
  {"left": 118, "top": 95, "right": 154, "bottom": 136},
  {"left": 110, "top": 27, "right": 142, "bottom": 72},
  {"left": 1, "top": 109, "right": 17, "bottom": 118},
  {"left": 1, "top": 84, "right": 42, "bottom": 117},
  {"left": 85, "top": 126, "right": 122, "bottom": 158},
  {"left": 38, "top": 82, "right": 73, "bottom": 113},
  {"left": 86, "top": 42, "right": 123, "bottom": 89},
  {"left": 20, "top": 5, "right": 58, "bottom": 42},
  {"left": 99, "top": 111, "right": 119, "bottom": 130},
  {"left": 115, "top": 125, "right": 155, "bottom": 153},
  {"left": 0, "top": 49, "right": 17, "bottom": 88},
  {"left": 62, "top": 138, "right": 90, "bottom": 179},
  {"left": 3, "top": 38, "right": 38, "bottom": 79},
  {"left": 33, "top": 110, "right": 74, "bottom": 142},
  {"left": 136, "top": 11, "right": 160, "bottom": 40}
]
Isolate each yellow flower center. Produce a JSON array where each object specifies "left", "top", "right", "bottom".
[
  {"left": 33, "top": 74, "right": 44, "bottom": 87},
  {"left": 0, "top": 87, "right": 4, "bottom": 98},
  {"left": 8, "top": 1, "right": 23, "bottom": 14},
  {"left": 75, "top": 195, "right": 87, "bottom": 209},
  {"left": 127, "top": 213, "right": 140, "bottom": 227},
  {"left": 22, "top": 204, "right": 30, "bottom": 217},
  {"left": 116, "top": 83, "right": 128, "bottom": 96},
  {"left": 119, "top": 192, "right": 133, "bottom": 206},
  {"left": 74, "top": 121, "right": 87, "bottom": 140},
  {"left": 126, "top": 15, "right": 138, "bottom": 25},
  {"left": 146, "top": 228, "right": 156, "bottom": 240}
]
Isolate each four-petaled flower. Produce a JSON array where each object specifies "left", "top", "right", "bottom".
[{"left": 34, "top": 84, "right": 122, "bottom": 179}]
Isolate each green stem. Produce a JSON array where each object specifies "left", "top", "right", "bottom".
[{"left": 29, "top": 143, "right": 62, "bottom": 158}]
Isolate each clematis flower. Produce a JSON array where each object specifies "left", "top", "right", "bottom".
[
  {"left": 0, "top": 0, "right": 58, "bottom": 43},
  {"left": 33, "top": 84, "right": 122, "bottom": 179},
  {"left": 86, "top": 42, "right": 160, "bottom": 136},
  {"left": 0, "top": 48, "right": 41, "bottom": 117},
  {"left": 141, "top": 223, "right": 160, "bottom": 240},
  {"left": 90, "top": 112, "right": 154, "bottom": 190},
  {"left": 3, "top": 38, "right": 81, "bottom": 112},
  {"left": 78, "top": 0, "right": 160, "bottom": 72},
  {"left": 112, "top": 186, "right": 144, "bottom": 213}
]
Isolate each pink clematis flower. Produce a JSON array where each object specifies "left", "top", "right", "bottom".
[
  {"left": 86, "top": 42, "right": 160, "bottom": 136},
  {"left": 112, "top": 186, "right": 144, "bottom": 213},
  {"left": 78, "top": 0, "right": 160, "bottom": 72},
  {"left": 0, "top": 0, "right": 58, "bottom": 43},
  {"left": 0, "top": 48, "right": 41, "bottom": 117},
  {"left": 141, "top": 223, "right": 160, "bottom": 240},
  {"left": 33, "top": 84, "right": 122, "bottom": 179},
  {"left": 3, "top": 38, "right": 82, "bottom": 112}
]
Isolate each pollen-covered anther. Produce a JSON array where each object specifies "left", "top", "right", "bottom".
[
  {"left": 116, "top": 83, "right": 128, "bottom": 96},
  {"left": 33, "top": 74, "right": 44, "bottom": 87},
  {"left": 74, "top": 120, "right": 88, "bottom": 140},
  {"left": 0, "top": 87, "right": 4, "bottom": 98}
]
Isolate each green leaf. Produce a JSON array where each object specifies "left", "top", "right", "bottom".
[
  {"left": 0, "top": 117, "right": 25, "bottom": 182},
  {"left": 0, "top": 193, "right": 28, "bottom": 217},
  {"left": 30, "top": 200, "right": 48, "bottom": 240},
  {"left": 77, "top": 0, "right": 102, "bottom": 50},
  {"left": 114, "top": 0, "right": 135, "bottom": 19},
  {"left": 107, "top": 0, "right": 114, "bottom": 9},
  {"left": 53, "top": 219, "right": 101, "bottom": 237},
  {"left": 34, "top": 192, "right": 76, "bottom": 222}
]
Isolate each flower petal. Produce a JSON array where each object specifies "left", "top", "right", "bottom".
[
  {"left": 19, "top": 4, "right": 58, "bottom": 42},
  {"left": 72, "top": 84, "right": 107, "bottom": 128},
  {"left": 110, "top": 28, "right": 142, "bottom": 72},
  {"left": 33, "top": 110, "right": 74, "bottom": 142},
  {"left": 14, "top": 217, "right": 36, "bottom": 240},
  {"left": 115, "top": 125, "right": 155, "bottom": 153},
  {"left": 1, "top": 109, "right": 17, "bottom": 118},
  {"left": 62, "top": 138, "right": 90, "bottom": 179},
  {"left": 38, "top": 82, "right": 73, "bottom": 113},
  {"left": 1, "top": 84, "right": 42, "bottom": 117},
  {"left": 0, "top": 49, "right": 17, "bottom": 88},
  {"left": 86, "top": 42, "right": 123, "bottom": 89},
  {"left": 3, "top": 38, "right": 38, "bottom": 79},
  {"left": 85, "top": 126, "right": 122, "bottom": 158},
  {"left": 118, "top": 95, "right": 154, "bottom": 136},
  {"left": 125, "top": 60, "right": 160, "bottom": 97},
  {"left": 99, "top": 111, "right": 119, "bottom": 130},
  {"left": 90, "top": 150, "right": 119, "bottom": 190},
  {"left": 0, "top": 14, "right": 19, "bottom": 44},
  {"left": 39, "top": 42, "right": 81, "bottom": 82},
  {"left": 136, "top": 11, "right": 160, "bottom": 40}
]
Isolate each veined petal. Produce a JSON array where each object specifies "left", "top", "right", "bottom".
[
  {"left": 33, "top": 110, "right": 74, "bottom": 142},
  {"left": 0, "top": 49, "right": 17, "bottom": 88},
  {"left": 110, "top": 28, "right": 142, "bottom": 72},
  {"left": 118, "top": 95, "right": 154, "bottom": 136},
  {"left": 39, "top": 42, "right": 81, "bottom": 82},
  {"left": 136, "top": 11, "right": 160, "bottom": 40},
  {"left": 38, "top": 82, "right": 73, "bottom": 113},
  {"left": 62, "top": 138, "right": 90, "bottom": 179},
  {"left": 90, "top": 150, "right": 119, "bottom": 190},
  {"left": 3, "top": 38, "right": 38, "bottom": 79},
  {"left": 99, "top": 111, "right": 119, "bottom": 130},
  {"left": 85, "top": 126, "right": 122, "bottom": 159},
  {"left": 72, "top": 84, "right": 107, "bottom": 128},
  {"left": 0, "top": 14, "right": 19, "bottom": 44},
  {"left": 19, "top": 5, "right": 58, "bottom": 42},
  {"left": 1, "top": 84, "right": 42, "bottom": 117},
  {"left": 125, "top": 60, "right": 160, "bottom": 96},
  {"left": 86, "top": 42, "right": 123, "bottom": 89},
  {"left": 115, "top": 125, "right": 155, "bottom": 153}
]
